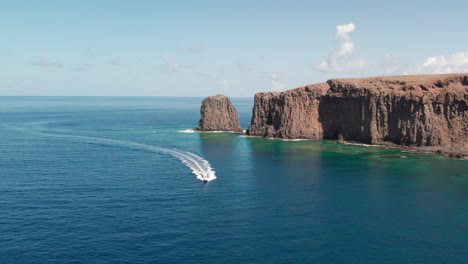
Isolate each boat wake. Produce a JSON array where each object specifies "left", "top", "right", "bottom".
[{"left": 8, "top": 125, "right": 217, "bottom": 182}]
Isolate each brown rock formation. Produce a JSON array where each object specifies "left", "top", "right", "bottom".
[
  {"left": 197, "top": 94, "right": 243, "bottom": 132},
  {"left": 246, "top": 74, "right": 468, "bottom": 156}
]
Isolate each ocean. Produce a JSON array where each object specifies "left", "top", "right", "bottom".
[{"left": 1, "top": 96, "right": 467, "bottom": 264}]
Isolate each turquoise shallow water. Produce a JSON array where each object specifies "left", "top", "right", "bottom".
[{"left": 1, "top": 96, "right": 467, "bottom": 264}]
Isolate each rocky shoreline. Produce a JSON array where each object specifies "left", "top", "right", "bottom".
[
  {"left": 196, "top": 74, "right": 467, "bottom": 157},
  {"left": 242, "top": 134, "right": 467, "bottom": 158},
  {"left": 245, "top": 74, "right": 467, "bottom": 157}
]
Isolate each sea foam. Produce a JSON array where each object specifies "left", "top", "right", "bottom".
[
  {"left": 177, "top": 129, "right": 240, "bottom": 134},
  {"left": 178, "top": 129, "right": 196, "bottom": 133}
]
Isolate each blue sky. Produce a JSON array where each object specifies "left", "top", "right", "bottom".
[{"left": 1, "top": 0, "right": 467, "bottom": 96}]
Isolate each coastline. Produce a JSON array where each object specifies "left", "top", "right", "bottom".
[
  {"left": 180, "top": 128, "right": 245, "bottom": 134},
  {"left": 241, "top": 134, "right": 467, "bottom": 159},
  {"left": 244, "top": 74, "right": 467, "bottom": 159}
]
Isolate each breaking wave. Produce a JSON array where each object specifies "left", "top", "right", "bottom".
[
  {"left": 338, "top": 141, "right": 385, "bottom": 148},
  {"left": 177, "top": 129, "right": 241, "bottom": 134},
  {"left": 9, "top": 125, "right": 216, "bottom": 182},
  {"left": 178, "top": 129, "right": 196, "bottom": 133}
]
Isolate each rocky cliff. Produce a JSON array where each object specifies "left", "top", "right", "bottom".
[
  {"left": 246, "top": 74, "right": 468, "bottom": 156},
  {"left": 197, "top": 94, "right": 243, "bottom": 132}
]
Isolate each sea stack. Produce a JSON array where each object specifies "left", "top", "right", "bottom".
[
  {"left": 247, "top": 73, "right": 468, "bottom": 156},
  {"left": 197, "top": 94, "right": 243, "bottom": 133}
]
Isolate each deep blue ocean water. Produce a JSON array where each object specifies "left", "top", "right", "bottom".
[{"left": 1, "top": 96, "right": 467, "bottom": 264}]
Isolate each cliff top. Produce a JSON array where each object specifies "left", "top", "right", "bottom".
[
  {"left": 258, "top": 73, "right": 468, "bottom": 97},
  {"left": 330, "top": 73, "right": 467, "bottom": 84},
  {"left": 204, "top": 94, "right": 229, "bottom": 100},
  {"left": 213, "top": 94, "right": 227, "bottom": 97},
  {"left": 328, "top": 73, "right": 467, "bottom": 93}
]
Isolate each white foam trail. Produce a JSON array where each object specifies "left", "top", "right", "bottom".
[
  {"left": 177, "top": 129, "right": 239, "bottom": 134},
  {"left": 338, "top": 141, "right": 385, "bottom": 148},
  {"left": 9, "top": 126, "right": 216, "bottom": 182},
  {"left": 266, "top": 137, "right": 308, "bottom": 141},
  {"left": 178, "top": 129, "right": 195, "bottom": 133}
]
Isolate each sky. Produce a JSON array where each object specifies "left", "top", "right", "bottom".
[{"left": 1, "top": 0, "right": 467, "bottom": 96}]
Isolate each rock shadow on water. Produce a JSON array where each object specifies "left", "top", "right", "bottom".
[
  {"left": 243, "top": 137, "right": 325, "bottom": 185},
  {"left": 241, "top": 137, "right": 468, "bottom": 186}
]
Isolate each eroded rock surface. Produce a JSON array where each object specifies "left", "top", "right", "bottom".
[
  {"left": 197, "top": 95, "right": 243, "bottom": 132},
  {"left": 246, "top": 74, "right": 468, "bottom": 156}
]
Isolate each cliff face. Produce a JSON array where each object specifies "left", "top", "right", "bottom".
[
  {"left": 197, "top": 95, "right": 243, "bottom": 132},
  {"left": 247, "top": 74, "right": 468, "bottom": 154},
  {"left": 247, "top": 83, "right": 328, "bottom": 139}
]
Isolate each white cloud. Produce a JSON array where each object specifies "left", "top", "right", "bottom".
[
  {"left": 108, "top": 59, "right": 122, "bottom": 66},
  {"left": 414, "top": 52, "right": 468, "bottom": 74},
  {"left": 335, "top": 23, "right": 356, "bottom": 42},
  {"left": 161, "top": 54, "right": 193, "bottom": 72},
  {"left": 189, "top": 42, "right": 206, "bottom": 54},
  {"left": 383, "top": 54, "right": 405, "bottom": 75},
  {"left": 271, "top": 73, "right": 281, "bottom": 79},
  {"left": 272, "top": 80, "right": 285, "bottom": 91},
  {"left": 271, "top": 73, "right": 285, "bottom": 91},
  {"left": 383, "top": 52, "right": 468, "bottom": 75},
  {"left": 218, "top": 66, "right": 227, "bottom": 76},
  {"left": 196, "top": 72, "right": 212, "bottom": 78},
  {"left": 237, "top": 63, "right": 252, "bottom": 73},
  {"left": 73, "top": 63, "right": 92, "bottom": 72},
  {"left": 32, "top": 56, "right": 63, "bottom": 68},
  {"left": 220, "top": 79, "right": 230, "bottom": 93},
  {"left": 315, "top": 23, "right": 370, "bottom": 74},
  {"left": 86, "top": 46, "right": 107, "bottom": 57}
]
